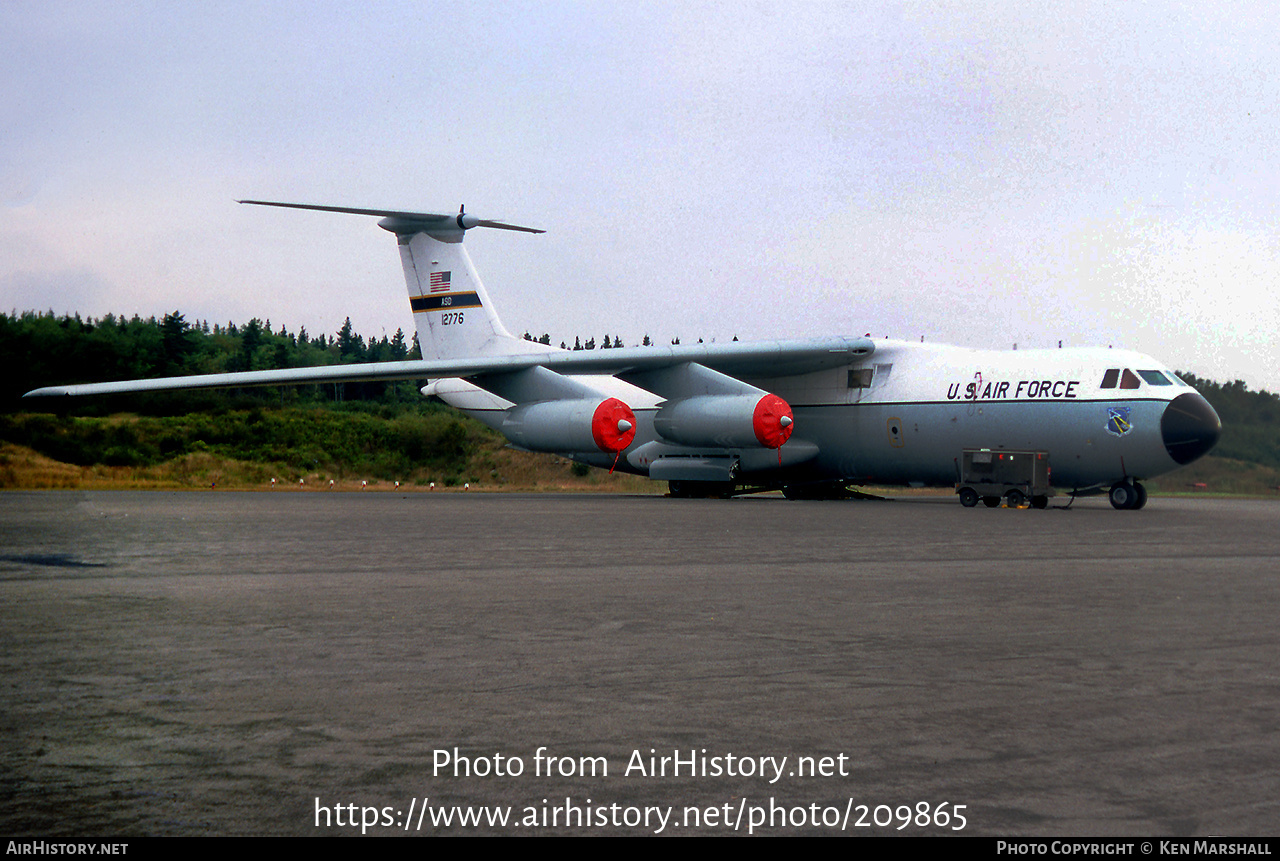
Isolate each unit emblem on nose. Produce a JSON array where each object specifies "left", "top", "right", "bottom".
[{"left": 1105, "top": 406, "right": 1133, "bottom": 437}]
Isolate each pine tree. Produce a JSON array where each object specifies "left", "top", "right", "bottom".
[
  {"left": 160, "top": 311, "right": 195, "bottom": 373},
  {"left": 240, "top": 318, "right": 263, "bottom": 370},
  {"left": 336, "top": 317, "right": 363, "bottom": 360},
  {"left": 390, "top": 328, "right": 407, "bottom": 360}
]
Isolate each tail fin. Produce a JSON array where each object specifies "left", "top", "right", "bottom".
[
  {"left": 392, "top": 223, "right": 524, "bottom": 360},
  {"left": 239, "top": 201, "right": 549, "bottom": 360}
]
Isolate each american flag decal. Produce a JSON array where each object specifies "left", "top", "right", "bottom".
[{"left": 429, "top": 271, "right": 451, "bottom": 292}]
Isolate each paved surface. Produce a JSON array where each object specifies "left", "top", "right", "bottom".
[{"left": 0, "top": 490, "right": 1277, "bottom": 836}]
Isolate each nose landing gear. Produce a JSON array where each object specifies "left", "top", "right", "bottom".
[{"left": 1109, "top": 480, "right": 1148, "bottom": 510}]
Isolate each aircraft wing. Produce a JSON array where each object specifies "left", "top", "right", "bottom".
[{"left": 23, "top": 336, "right": 874, "bottom": 398}]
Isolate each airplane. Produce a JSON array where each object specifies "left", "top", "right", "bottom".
[{"left": 23, "top": 200, "right": 1222, "bottom": 510}]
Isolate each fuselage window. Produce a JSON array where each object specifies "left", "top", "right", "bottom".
[
  {"left": 1138, "top": 370, "right": 1172, "bottom": 386},
  {"left": 1120, "top": 369, "right": 1142, "bottom": 389},
  {"left": 1100, "top": 368, "right": 1120, "bottom": 388},
  {"left": 847, "top": 368, "right": 874, "bottom": 389}
]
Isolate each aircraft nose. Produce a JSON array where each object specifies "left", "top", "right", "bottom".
[{"left": 1161, "top": 392, "right": 1221, "bottom": 465}]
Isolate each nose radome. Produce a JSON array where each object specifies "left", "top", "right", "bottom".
[{"left": 1161, "top": 392, "right": 1222, "bottom": 465}]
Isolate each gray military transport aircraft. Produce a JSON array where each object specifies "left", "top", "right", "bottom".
[{"left": 24, "top": 201, "right": 1222, "bottom": 509}]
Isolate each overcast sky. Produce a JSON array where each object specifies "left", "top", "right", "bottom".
[{"left": 3, "top": 1, "right": 1277, "bottom": 391}]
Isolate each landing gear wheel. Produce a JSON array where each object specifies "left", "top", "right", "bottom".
[
  {"left": 668, "top": 481, "right": 688, "bottom": 499},
  {"left": 982, "top": 496, "right": 1001, "bottom": 508},
  {"left": 1109, "top": 482, "right": 1138, "bottom": 510},
  {"left": 1005, "top": 489, "right": 1026, "bottom": 509},
  {"left": 1031, "top": 495, "right": 1049, "bottom": 510},
  {"left": 958, "top": 488, "right": 979, "bottom": 508},
  {"left": 1133, "top": 481, "right": 1148, "bottom": 510}
]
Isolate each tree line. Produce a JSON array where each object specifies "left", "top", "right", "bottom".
[
  {"left": 1, "top": 310, "right": 423, "bottom": 411},
  {"left": 2, "top": 309, "right": 729, "bottom": 410}
]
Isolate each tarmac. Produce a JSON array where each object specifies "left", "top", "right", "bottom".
[{"left": 1, "top": 490, "right": 1277, "bottom": 836}]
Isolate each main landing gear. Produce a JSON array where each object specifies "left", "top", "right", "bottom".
[{"left": 1109, "top": 480, "right": 1148, "bottom": 510}]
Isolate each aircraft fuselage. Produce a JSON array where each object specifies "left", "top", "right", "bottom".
[{"left": 482, "top": 341, "right": 1220, "bottom": 496}]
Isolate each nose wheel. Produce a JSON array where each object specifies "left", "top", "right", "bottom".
[{"left": 1109, "top": 480, "right": 1148, "bottom": 510}]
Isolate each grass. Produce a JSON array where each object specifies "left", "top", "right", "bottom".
[
  {"left": 1141, "top": 455, "right": 1280, "bottom": 497},
  {"left": 0, "top": 442, "right": 660, "bottom": 493}
]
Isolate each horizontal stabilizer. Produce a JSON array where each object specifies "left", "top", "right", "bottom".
[{"left": 238, "top": 200, "right": 544, "bottom": 234}]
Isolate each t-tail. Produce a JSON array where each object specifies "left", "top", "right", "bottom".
[{"left": 239, "top": 201, "right": 550, "bottom": 360}]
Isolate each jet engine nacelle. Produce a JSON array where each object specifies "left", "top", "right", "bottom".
[
  {"left": 653, "top": 393, "right": 794, "bottom": 449},
  {"left": 502, "top": 397, "right": 637, "bottom": 453}
]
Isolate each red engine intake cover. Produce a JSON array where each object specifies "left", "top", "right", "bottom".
[
  {"left": 591, "top": 398, "right": 637, "bottom": 452},
  {"left": 753, "top": 394, "right": 794, "bottom": 448}
]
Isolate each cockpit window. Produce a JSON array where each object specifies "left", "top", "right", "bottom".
[
  {"left": 1137, "top": 370, "right": 1173, "bottom": 386},
  {"left": 1100, "top": 369, "right": 1119, "bottom": 389},
  {"left": 1120, "top": 369, "right": 1141, "bottom": 389}
]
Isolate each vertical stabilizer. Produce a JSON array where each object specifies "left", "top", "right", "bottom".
[
  {"left": 393, "top": 228, "right": 525, "bottom": 359},
  {"left": 380, "top": 209, "right": 553, "bottom": 360},
  {"left": 237, "top": 201, "right": 550, "bottom": 360}
]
